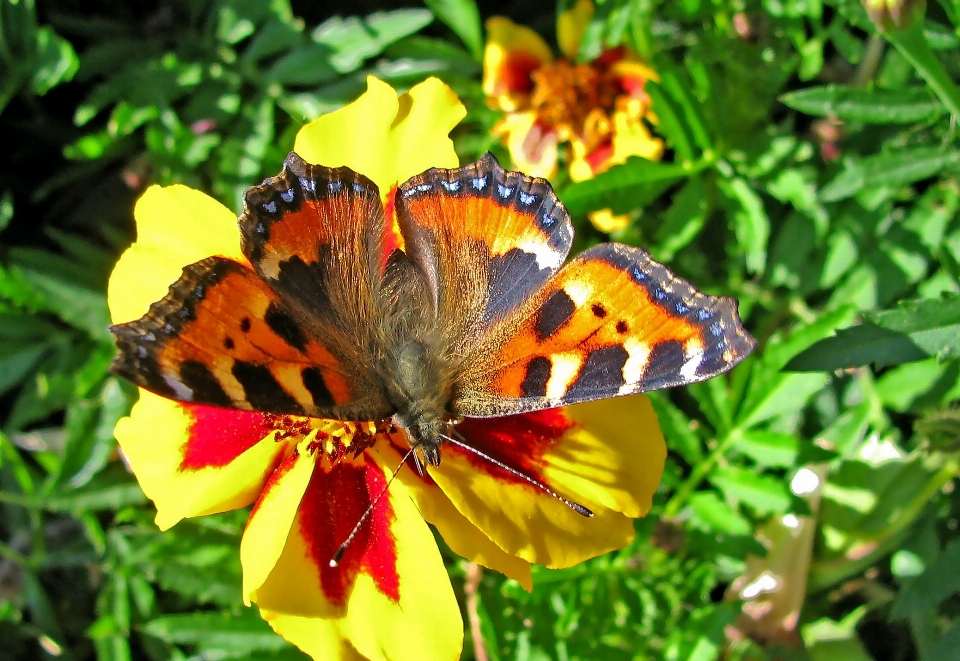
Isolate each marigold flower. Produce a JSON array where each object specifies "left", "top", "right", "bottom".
[
  {"left": 482, "top": 0, "right": 663, "bottom": 232},
  {"left": 109, "top": 76, "right": 666, "bottom": 661}
]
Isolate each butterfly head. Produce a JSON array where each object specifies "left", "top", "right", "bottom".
[{"left": 391, "top": 409, "right": 444, "bottom": 468}]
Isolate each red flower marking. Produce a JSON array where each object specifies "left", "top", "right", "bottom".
[
  {"left": 585, "top": 139, "right": 615, "bottom": 174},
  {"left": 618, "top": 73, "right": 647, "bottom": 97},
  {"left": 180, "top": 404, "right": 275, "bottom": 471},
  {"left": 592, "top": 46, "right": 628, "bottom": 71},
  {"left": 455, "top": 409, "right": 574, "bottom": 485},
  {"left": 500, "top": 52, "right": 545, "bottom": 95},
  {"left": 299, "top": 457, "right": 400, "bottom": 606}
]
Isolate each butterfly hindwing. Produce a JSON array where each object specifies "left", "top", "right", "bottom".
[
  {"left": 454, "top": 243, "right": 757, "bottom": 417},
  {"left": 394, "top": 153, "right": 574, "bottom": 348}
]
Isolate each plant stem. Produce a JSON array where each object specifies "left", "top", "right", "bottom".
[
  {"left": 662, "top": 427, "right": 742, "bottom": 518},
  {"left": 884, "top": 23, "right": 960, "bottom": 118}
]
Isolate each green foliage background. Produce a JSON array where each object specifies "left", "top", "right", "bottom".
[{"left": 2, "top": 0, "right": 960, "bottom": 659}]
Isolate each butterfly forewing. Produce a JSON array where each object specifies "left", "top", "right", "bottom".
[
  {"left": 110, "top": 257, "right": 393, "bottom": 419},
  {"left": 395, "top": 153, "right": 574, "bottom": 349},
  {"left": 111, "top": 153, "right": 400, "bottom": 422},
  {"left": 453, "top": 243, "right": 757, "bottom": 417}
]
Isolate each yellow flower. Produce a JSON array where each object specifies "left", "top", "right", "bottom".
[
  {"left": 109, "top": 76, "right": 666, "bottom": 661},
  {"left": 483, "top": 0, "right": 663, "bottom": 231}
]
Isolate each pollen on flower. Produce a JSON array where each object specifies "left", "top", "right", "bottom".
[
  {"left": 263, "top": 412, "right": 313, "bottom": 441},
  {"left": 305, "top": 419, "right": 396, "bottom": 467},
  {"left": 530, "top": 60, "right": 622, "bottom": 140}
]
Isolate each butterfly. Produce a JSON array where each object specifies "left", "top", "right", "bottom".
[{"left": 111, "top": 152, "right": 757, "bottom": 475}]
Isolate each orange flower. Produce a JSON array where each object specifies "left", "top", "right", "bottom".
[
  {"left": 483, "top": 0, "right": 664, "bottom": 231},
  {"left": 109, "top": 77, "right": 666, "bottom": 661}
]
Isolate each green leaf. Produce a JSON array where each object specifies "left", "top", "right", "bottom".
[
  {"left": 648, "top": 392, "right": 703, "bottom": 464},
  {"left": 892, "top": 537, "right": 960, "bottom": 618},
  {"left": 687, "top": 492, "right": 752, "bottom": 535},
  {"left": 268, "top": 44, "right": 338, "bottom": 85},
  {"left": 821, "top": 147, "right": 960, "bottom": 202},
  {"left": 40, "top": 466, "right": 145, "bottom": 512},
  {"left": 786, "top": 294, "right": 960, "bottom": 370},
  {"left": 780, "top": 85, "right": 943, "bottom": 123},
  {"left": 312, "top": 9, "right": 433, "bottom": 73},
  {"left": 653, "top": 176, "right": 708, "bottom": 261},
  {"left": 0, "top": 341, "right": 49, "bottom": 396},
  {"left": 717, "top": 176, "right": 769, "bottom": 274},
  {"left": 785, "top": 322, "right": 930, "bottom": 370},
  {"left": 0, "top": 190, "right": 12, "bottom": 232},
  {"left": 739, "top": 306, "right": 855, "bottom": 425},
  {"left": 558, "top": 158, "right": 689, "bottom": 216},
  {"left": 30, "top": 27, "right": 79, "bottom": 95},
  {"left": 926, "top": 621, "right": 960, "bottom": 661},
  {"left": 735, "top": 430, "right": 801, "bottom": 468},
  {"left": 710, "top": 466, "right": 793, "bottom": 514},
  {"left": 423, "top": 0, "right": 483, "bottom": 60},
  {"left": 143, "top": 610, "right": 291, "bottom": 654}
]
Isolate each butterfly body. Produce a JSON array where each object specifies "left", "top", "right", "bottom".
[{"left": 111, "top": 153, "right": 756, "bottom": 465}]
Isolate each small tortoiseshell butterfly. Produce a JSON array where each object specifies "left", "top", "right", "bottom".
[{"left": 111, "top": 153, "right": 756, "bottom": 473}]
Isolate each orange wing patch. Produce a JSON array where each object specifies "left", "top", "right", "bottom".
[
  {"left": 111, "top": 257, "right": 390, "bottom": 421},
  {"left": 239, "top": 153, "right": 385, "bottom": 319},
  {"left": 455, "top": 243, "right": 757, "bottom": 417},
  {"left": 395, "top": 153, "right": 574, "bottom": 333}
]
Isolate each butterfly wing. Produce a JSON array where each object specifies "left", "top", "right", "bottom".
[
  {"left": 453, "top": 243, "right": 757, "bottom": 417},
  {"left": 111, "top": 153, "right": 397, "bottom": 421},
  {"left": 394, "top": 153, "right": 574, "bottom": 351}
]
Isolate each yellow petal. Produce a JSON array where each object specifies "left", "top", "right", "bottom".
[
  {"left": 428, "top": 442, "right": 635, "bottom": 569},
  {"left": 494, "top": 111, "right": 559, "bottom": 180},
  {"left": 611, "top": 59, "right": 660, "bottom": 89},
  {"left": 252, "top": 455, "right": 463, "bottom": 661},
  {"left": 540, "top": 396, "right": 665, "bottom": 519},
  {"left": 483, "top": 17, "right": 553, "bottom": 112},
  {"left": 293, "top": 76, "right": 465, "bottom": 199},
  {"left": 241, "top": 439, "right": 318, "bottom": 605},
  {"left": 588, "top": 209, "right": 632, "bottom": 233},
  {"left": 557, "top": 0, "right": 595, "bottom": 59},
  {"left": 611, "top": 101, "right": 665, "bottom": 164},
  {"left": 372, "top": 442, "right": 533, "bottom": 590},
  {"left": 114, "top": 390, "right": 296, "bottom": 530},
  {"left": 109, "top": 185, "right": 244, "bottom": 324}
]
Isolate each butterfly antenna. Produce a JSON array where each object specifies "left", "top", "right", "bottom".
[
  {"left": 330, "top": 445, "right": 417, "bottom": 568},
  {"left": 439, "top": 431, "right": 593, "bottom": 517}
]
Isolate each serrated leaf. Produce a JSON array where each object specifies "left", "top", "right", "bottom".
[
  {"left": 821, "top": 147, "right": 960, "bottom": 202},
  {"left": 312, "top": 9, "right": 433, "bottom": 73},
  {"left": 687, "top": 492, "right": 752, "bottom": 535},
  {"left": 736, "top": 431, "right": 800, "bottom": 468},
  {"left": 559, "top": 158, "right": 688, "bottom": 216},
  {"left": 780, "top": 85, "right": 943, "bottom": 123},
  {"left": 710, "top": 466, "right": 793, "bottom": 515},
  {"left": 786, "top": 294, "right": 960, "bottom": 370}
]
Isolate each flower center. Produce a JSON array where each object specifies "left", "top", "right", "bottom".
[
  {"left": 304, "top": 419, "right": 396, "bottom": 467},
  {"left": 529, "top": 59, "right": 621, "bottom": 138}
]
